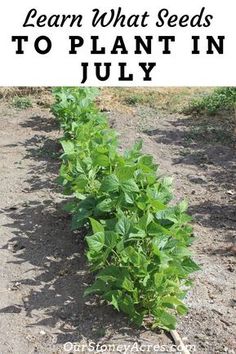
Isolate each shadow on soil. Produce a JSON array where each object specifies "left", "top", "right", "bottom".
[
  {"left": 1, "top": 113, "right": 149, "bottom": 345},
  {"left": 3, "top": 200, "right": 139, "bottom": 344},
  {"left": 20, "top": 114, "right": 59, "bottom": 133},
  {"left": 143, "top": 111, "right": 236, "bottom": 245}
]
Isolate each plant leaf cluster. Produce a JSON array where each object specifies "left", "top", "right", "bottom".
[
  {"left": 52, "top": 87, "right": 200, "bottom": 330},
  {"left": 187, "top": 87, "right": 236, "bottom": 115}
]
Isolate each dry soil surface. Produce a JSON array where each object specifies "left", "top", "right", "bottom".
[{"left": 0, "top": 101, "right": 235, "bottom": 354}]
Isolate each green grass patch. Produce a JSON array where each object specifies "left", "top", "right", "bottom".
[
  {"left": 185, "top": 88, "right": 236, "bottom": 115},
  {"left": 12, "top": 96, "right": 33, "bottom": 110}
]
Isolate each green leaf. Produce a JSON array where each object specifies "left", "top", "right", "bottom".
[
  {"left": 122, "top": 246, "right": 148, "bottom": 273},
  {"left": 74, "top": 191, "right": 86, "bottom": 200},
  {"left": 104, "top": 218, "right": 117, "bottom": 230},
  {"left": 154, "top": 309, "right": 177, "bottom": 330},
  {"left": 142, "top": 274, "right": 150, "bottom": 286},
  {"left": 148, "top": 222, "right": 172, "bottom": 236},
  {"left": 136, "top": 201, "right": 146, "bottom": 211},
  {"left": 152, "top": 235, "right": 170, "bottom": 251},
  {"left": 115, "top": 216, "right": 131, "bottom": 236},
  {"left": 161, "top": 177, "right": 173, "bottom": 189},
  {"left": 119, "top": 277, "right": 134, "bottom": 292},
  {"left": 181, "top": 258, "right": 200, "bottom": 273},
  {"left": 138, "top": 154, "right": 154, "bottom": 168},
  {"left": 150, "top": 199, "right": 166, "bottom": 211},
  {"left": 156, "top": 250, "right": 172, "bottom": 269},
  {"left": 74, "top": 175, "right": 88, "bottom": 191},
  {"left": 116, "top": 166, "right": 136, "bottom": 181},
  {"left": 161, "top": 295, "right": 185, "bottom": 307},
  {"left": 96, "top": 145, "right": 108, "bottom": 154},
  {"left": 136, "top": 194, "right": 148, "bottom": 211},
  {"left": 116, "top": 239, "right": 125, "bottom": 252},
  {"left": 100, "top": 175, "right": 119, "bottom": 193},
  {"left": 104, "top": 231, "right": 119, "bottom": 249},
  {"left": 95, "top": 198, "right": 113, "bottom": 213},
  {"left": 103, "top": 290, "right": 122, "bottom": 311},
  {"left": 84, "top": 279, "right": 109, "bottom": 296},
  {"left": 86, "top": 232, "right": 105, "bottom": 252},
  {"left": 86, "top": 248, "right": 110, "bottom": 271},
  {"left": 124, "top": 193, "right": 134, "bottom": 204},
  {"left": 121, "top": 179, "right": 139, "bottom": 193},
  {"left": 97, "top": 266, "right": 124, "bottom": 282},
  {"left": 125, "top": 139, "right": 143, "bottom": 160},
  {"left": 177, "top": 304, "right": 188, "bottom": 315},
  {"left": 71, "top": 208, "right": 92, "bottom": 230},
  {"left": 89, "top": 218, "right": 104, "bottom": 233},
  {"left": 138, "top": 213, "right": 153, "bottom": 230},
  {"left": 154, "top": 273, "right": 164, "bottom": 288},
  {"left": 132, "top": 313, "right": 144, "bottom": 326},
  {"left": 76, "top": 160, "right": 84, "bottom": 173},
  {"left": 178, "top": 200, "right": 188, "bottom": 213},
  {"left": 60, "top": 140, "right": 75, "bottom": 155},
  {"left": 63, "top": 201, "right": 77, "bottom": 213},
  {"left": 172, "top": 246, "right": 192, "bottom": 258},
  {"left": 119, "top": 294, "right": 135, "bottom": 316},
  {"left": 79, "top": 196, "right": 96, "bottom": 210},
  {"left": 127, "top": 230, "right": 146, "bottom": 241},
  {"left": 93, "top": 154, "right": 110, "bottom": 167},
  {"left": 97, "top": 266, "right": 134, "bottom": 293}
]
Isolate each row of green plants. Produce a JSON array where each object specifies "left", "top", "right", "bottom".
[
  {"left": 186, "top": 87, "right": 236, "bottom": 115},
  {"left": 52, "top": 87, "right": 199, "bottom": 330}
]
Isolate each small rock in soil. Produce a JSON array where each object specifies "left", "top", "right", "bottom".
[
  {"left": 8, "top": 282, "right": 21, "bottom": 291},
  {"left": 8, "top": 205, "right": 18, "bottom": 210},
  {"left": 227, "top": 264, "right": 234, "bottom": 272}
]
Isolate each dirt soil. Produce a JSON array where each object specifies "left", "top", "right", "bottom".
[{"left": 0, "top": 97, "right": 235, "bottom": 354}]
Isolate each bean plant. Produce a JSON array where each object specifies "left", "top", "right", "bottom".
[{"left": 52, "top": 87, "right": 200, "bottom": 330}]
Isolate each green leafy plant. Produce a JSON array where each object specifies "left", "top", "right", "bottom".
[
  {"left": 186, "top": 87, "right": 236, "bottom": 115},
  {"left": 12, "top": 96, "right": 32, "bottom": 109},
  {"left": 52, "top": 87, "right": 200, "bottom": 331}
]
